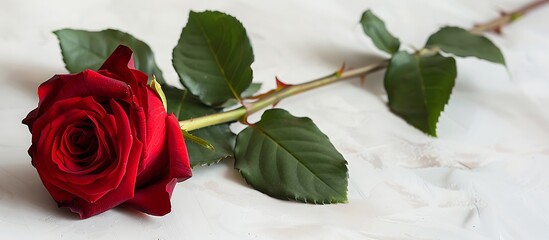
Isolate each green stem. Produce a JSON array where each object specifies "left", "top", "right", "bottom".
[
  {"left": 180, "top": 0, "right": 549, "bottom": 132},
  {"left": 470, "top": 0, "right": 549, "bottom": 34},
  {"left": 180, "top": 61, "right": 388, "bottom": 131}
]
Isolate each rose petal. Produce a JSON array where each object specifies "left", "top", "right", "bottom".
[
  {"left": 57, "top": 70, "right": 132, "bottom": 101},
  {"left": 58, "top": 139, "right": 143, "bottom": 219},
  {"left": 124, "top": 178, "right": 177, "bottom": 216},
  {"left": 98, "top": 47, "right": 150, "bottom": 133},
  {"left": 129, "top": 102, "right": 147, "bottom": 159},
  {"left": 124, "top": 114, "right": 191, "bottom": 216},
  {"left": 99, "top": 45, "right": 148, "bottom": 86},
  {"left": 136, "top": 88, "right": 169, "bottom": 179},
  {"left": 165, "top": 114, "right": 192, "bottom": 181},
  {"left": 62, "top": 99, "right": 134, "bottom": 202}
]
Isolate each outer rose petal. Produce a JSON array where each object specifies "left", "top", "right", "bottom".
[
  {"left": 100, "top": 46, "right": 148, "bottom": 91},
  {"left": 137, "top": 88, "right": 169, "bottom": 179},
  {"left": 99, "top": 45, "right": 149, "bottom": 119},
  {"left": 22, "top": 71, "right": 132, "bottom": 129},
  {"left": 99, "top": 45, "right": 148, "bottom": 90},
  {"left": 125, "top": 114, "right": 191, "bottom": 216},
  {"left": 164, "top": 114, "right": 192, "bottom": 181}
]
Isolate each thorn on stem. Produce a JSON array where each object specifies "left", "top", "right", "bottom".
[
  {"left": 276, "top": 76, "right": 292, "bottom": 90},
  {"left": 336, "top": 62, "right": 346, "bottom": 78}
]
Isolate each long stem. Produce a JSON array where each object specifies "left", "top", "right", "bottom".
[
  {"left": 180, "top": 61, "right": 387, "bottom": 131},
  {"left": 180, "top": 0, "right": 548, "bottom": 132},
  {"left": 470, "top": 0, "right": 549, "bottom": 34}
]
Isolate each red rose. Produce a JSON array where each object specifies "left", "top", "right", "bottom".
[{"left": 22, "top": 45, "right": 192, "bottom": 219}]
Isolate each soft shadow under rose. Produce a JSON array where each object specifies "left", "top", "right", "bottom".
[{"left": 22, "top": 45, "right": 192, "bottom": 219}]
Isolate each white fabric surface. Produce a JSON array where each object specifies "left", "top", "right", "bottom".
[{"left": 1, "top": 0, "right": 549, "bottom": 239}]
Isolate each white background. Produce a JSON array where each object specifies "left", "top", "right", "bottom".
[{"left": 1, "top": 0, "right": 549, "bottom": 239}]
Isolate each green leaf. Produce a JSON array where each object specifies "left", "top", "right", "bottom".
[
  {"left": 234, "top": 109, "right": 348, "bottom": 204},
  {"left": 360, "top": 10, "right": 400, "bottom": 55},
  {"left": 425, "top": 26, "right": 505, "bottom": 65},
  {"left": 54, "top": 29, "right": 165, "bottom": 84},
  {"left": 149, "top": 76, "right": 167, "bottom": 111},
  {"left": 241, "top": 82, "right": 262, "bottom": 98},
  {"left": 172, "top": 11, "right": 254, "bottom": 107},
  {"left": 164, "top": 85, "right": 235, "bottom": 167},
  {"left": 384, "top": 51, "right": 457, "bottom": 136}
]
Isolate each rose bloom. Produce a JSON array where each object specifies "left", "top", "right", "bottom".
[{"left": 22, "top": 45, "right": 192, "bottom": 219}]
